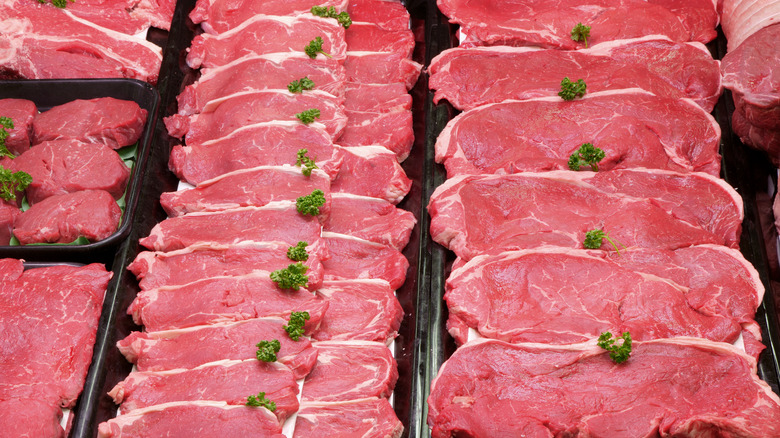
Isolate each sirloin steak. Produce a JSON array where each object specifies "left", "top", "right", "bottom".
[
  {"left": 322, "top": 232, "right": 409, "bottom": 289},
  {"left": 189, "top": 0, "right": 347, "bottom": 34},
  {"left": 323, "top": 193, "right": 416, "bottom": 250},
  {"left": 330, "top": 146, "right": 412, "bottom": 204},
  {"left": 294, "top": 398, "right": 403, "bottom": 438}
]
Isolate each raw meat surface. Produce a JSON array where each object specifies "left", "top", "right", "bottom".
[
  {"left": 429, "top": 36, "right": 722, "bottom": 111},
  {"left": 0, "top": 201, "right": 20, "bottom": 245},
  {"left": 722, "top": 0, "right": 780, "bottom": 51},
  {"left": 169, "top": 122, "right": 342, "bottom": 185},
  {"left": 347, "top": 0, "right": 410, "bottom": 31},
  {"left": 331, "top": 146, "right": 411, "bottom": 203},
  {"left": 313, "top": 279, "right": 403, "bottom": 343},
  {"left": 345, "top": 52, "right": 421, "bottom": 89},
  {"left": 344, "top": 82, "right": 412, "bottom": 113},
  {"left": 345, "top": 22, "right": 415, "bottom": 57},
  {"left": 139, "top": 202, "right": 322, "bottom": 252},
  {"left": 428, "top": 338, "right": 780, "bottom": 438},
  {"left": 0, "top": 397, "right": 65, "bottom": 438},
  {"left": 322, "top": 232, "right": 409, "bottom": 289},
  {"left": 32, "top": 97, "right": 147, "bottom": 149},
  {"left": 0, "top": 98, "right": 36, "bottom": 155},
  {"left": 438, "top": 0, "right": 718, "bottom": 49},
  {"left": 186, "top": 14, "right": 346, "bottom": 69},
  {"left": 429, "top": 170, "right": 742, "bottom": 260},
  {"left": 294, "top": 398, "right": 403, "bottom": 438},
  {"left": 339, "top": 109, "right": 414, "bottom": 160},
  {"left": 11, "top": 139, "right": 129, "bottom": 204},
  {"left": 436, "top": 89, "right": 721, "bottom": 177},
  {"left": 301, "top": 341, "right": 397, "bottom": 402},
  {"left": 42, "top": 0, "right": 173, "bottom": 35},
  {"left": 13, "top": 190, "right": 121, "bottom": 244},
  {"left": 190, "top": 0, "right": 347, "bottom": 34},
  {"left": 322, "top": 193, "right": 415, "bottom": 250}
]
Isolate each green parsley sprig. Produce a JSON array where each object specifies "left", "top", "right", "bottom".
[
  {"left": 296, "top": 149, "right": 318, "bottom": 176},
  {"left": 597, "top": 331, "right": 632, "bottom": 363},
  {"left": 270, "top": 262, "right": 309, "bottom": 290},
  {"left": 583, "top": 229, "right": 623, "bottom": 254},
  {"left": 288, "top": 77, "right": 315, "bottom": 93},
  {"left": 296, "top": 189, "right": 326, "bottom": 216},
  {"left": 0, "top": 117, "right": 15, "bottom": 159},
  {"left": 311, "top": 5, "right": 352, "bottom": 28},
  {"left": 558, "top": 77, "right": 587, "bottom": 101},
  {"left": 256, "top": 339, "right": 281, "bottom": 362},
  {"left": 0, "top": 166, "right": 32, "bottom": 202},
  {"left": 568, "top": 143, "right": 605, "bottom": 171},
  {"left": 287, "top": 241, "right": 309, "bottom": 261},
  {"left": 295, "top": 108, "right": 321, "bottom": 125},
  {"left": 304, "top": 37, "right": 332, "bottom": 59},
  {"left": 284, "top": 311, "right": 311, "bottom": 341},
  {"left": 571, "top": 23, "right": 592, "bottom": 47},
  {"left": 37, "top": 0, "right": 74, "bottom": 8},
  {"left": 246, "top": 392, "right": 277, "bottom": 411}
]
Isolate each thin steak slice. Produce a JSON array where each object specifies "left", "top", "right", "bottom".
[
  {"left": 43, "top": 0, "right": 173, "bottom": 35},
  {"left": 339, "top": 109, "right": 414, "bottom": 161},
  {"left": 429, "top": 170, "right": 742, "bottom": 260},
  {"left": 0, "top": 397, "right": 65, "bottom": 438},
  {"left": 345, "top": 22, "right": 415, "bottom": 57},
  {"left": 345, "top": 52, "right": 421, "bottom": 89},
  {"left": 294, "top": 398, "right": 404, "bottom": 438},
  {"left": 436, "top": 89, "right": 721, "bottom": 177},
  {"left": 117, "top": 317, "right": 319, "bottom": 379},
  {"left": 331, "top": 146, "right": 411, "bottom": 203},
  {"left": 169, "top": 122, "right": 342, "bottom": 185},
  {"left": 301, "top": 340, "right": 397, "bottom": 402},
  {"left": 344, "top": 82, "right": 412, "bottom": 113},
  {"left": 139, "top": 202, "right": 322, "bottom": 252},
  {"left": 0, "top": 98, "right": 36, "bottom": 155},
  {"left": 187, "top": 14, "right": 346, "bottom": 69},
  {"left": 176, "top": 54, "right": 345, "bottom": 115},
  {"left": 109, "top": 360, "right": 299, "bottom": 420},
  {"left": 428, "top": 338, "right": 780, "bottom": 438},
  {"left": 438, "top": 0, "right": 718, "bottom": 49},
  {"left": 429, "top": 36, "right": 722, "bottom": 112},
  {"left": 322, "top": 232, "right": 409, "bottom": 289},
  {"left": 190, "top": 0, "right": 347, "bottom": 34},
  {"left": 13, "top": 190, "right": 121, "bottom": 244},
  {"left": 97, "top": 401, "right": 284, "bottom": 438},
  {"left": 322, "top": 193, "right": 415, "bottom": 250},
  {"left": 346, "top": 0, "right": 410, "bottom": 31},
  {"left": 313, "top": 279, "right": 403, "bottom": 343},
  {"left": 32, "top": 97, "right": 147, "bottom": 149}
]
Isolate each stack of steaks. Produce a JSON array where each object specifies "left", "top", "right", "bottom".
[
  {"left": 99, "top": 0, "right": 418, "bottom": 436},
  {"left": 426, "top": 1, "right": 780, "bottom": 436}
]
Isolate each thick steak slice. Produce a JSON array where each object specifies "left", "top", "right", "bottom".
[
  {"left": 169, "top": 122, "right": 341, "bottom": 185},
  {"left": 117, "top": 318, "right": 319, "bottom": 379},
  {"left": 129, "top": 271, "right": 329, "bottom": 332},
  {"left": 313, "top": 279, "right": 403, "bottom": 343},
  {"left": 721, "top": 0, "right": 780, "bottom": 52},
  {"left": 346, "top": 0, "right": 410, "bottom": 31},
  {"left": 0, "top": 98, "right": 36, "bottom": 155},
  {"left": 13, "top": 190, "right": 121, "bottom": 244},
  {"left": 322, "top": 193, "right": 415, "bottom": 250},
  {"left": 322, "top": 232, "right": 409, "bottom": 289},
  {"left": 345, "top": 52, "right": 421, "bottom": 90},
  {"left": 345, "top": 22, "right": 415, "bottom": 57},
  {"left": 445, "top": 247, "right": 761, "bottom": 348},
  {"left": 32, "top": 97, "right": 147, "bottom": 149},
  {"left": 301, "top": 341, "right": 397, "bottom": 402},
  {"left": 110, "top": 360, "right": 299, "bottom": 420},
  {"left": 166, "top": 90, "right": 346, "bottom": 143},
  {"left": 97, "top": 401, "right": 284, "bottom": 438},
  {"left": 429, "top": 170, "right": 742, "bottom": 260},
  {"left": 176, "top": 54, "right": 345, "bottom": 115},
  {"left": 331, "top": 146, "right": 411, "bottom": 203},
  {"left": 436, "top": 89, "right": 721, "bottom": 177},
  {"left": 339, "top": 109, "right": 414, "bottom": 161},
  {"left": 0, "top": 0, "right": 162, "bottom": 83},
  {"left": 294, "top": 399, "right": 403, "bottom": 438},
  {"left": 0, "top": 201, "right": 20, "bottom": 245},
  {"left": 428, "top": 338, "right": 780, "bottom": 438},
  {"left": 189, "top": 0, "right": 347, "bottom": 34},
  {"left": 139, "top": 202, "right": 322, "bottom": 252},
  {"left": 187, "top": 14, "right": 346, "bottom": 69},
  {"left": 438, "top": 0, "right": 718, "bottom": 49},
  {"left": 344, "top": 82, "right": 412, "bottom": 113},
  {"left": 43, "top": 0, "right": 172, "bottom": 35},
  {"left": 12, "top": 139, "right": 129, "bottom": 204},
  {"left": 429, "top": 36, "right": 722, "bottom": 112},
  {"left": 0, "top": 397, "right": 65, "bottom": 438},
  {"left": 128, "top": 240, "right": 328, "bottom": 291},
  {"left": 161, "top": 166, "right": 331, "bottom": 217}
]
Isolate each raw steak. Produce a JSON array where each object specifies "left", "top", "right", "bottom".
[
  {"left": 347, "top": 0, "right": 410, "bottom": 31},
  {"left": 323, "top": 193, "right": 415, "bottom": 250},
  {"left": 169, "top": 121, "right": 342, "bottom": 185},
  {"left": 45, "top": 0, "right": 173, "bottom": 35},
  {"left": 345, "top": 52, "right": 421, "bottom": 89},
  {"left": 428, "top": 338, "right": 780, "bottom": 438},
  {"left": 160, "top": 166, "right": 331, "bottom": 217},
  {"left": 294, "top": 399, "right": 403, "bottom": 438},
  {"left": 445, "top": 247, "right": 761, "bottom": 349},
  {"left": 165, "top": 90, "right": 347, "bottom": 142},
  {"left": 339, "top": 109, "right": 414, "bottom": 160},
  {"left": 313, "top": 279, "right": 403, "bottom": 343},
  {"left": 110, "top": 359, "right": 299, "bottom": 420},
  {"left": 32, "top": 97, "right": 147, "bottom": 149},
  {"left": 0, "top": 397, "right": 65, "bottom": 438},
  {"left": 301, "top": 341, "right": 397, "bottom": 402},
  {"left": 732, "top": 108, "right": 780, "bottom": 163},
  {"left": 322, "top": 232, "right": 409, "bottom": 289},
  {"left": 429, "top": 36, "right": 722, "bottom": 112},
  {"left": 722, "top": 0, "right": 780, "bottom": 51},
  {"left": 129, "top": 271, "right": 329, "bottom": 332},
  {"left": 190, "top": 0, "right": 347, "bottom": 34},
  {"left": 128, "top": 240, "right": 329, "bottom": 291},
  {"left": 0, "top": 0, "right": 162, "bottom": 83},
  {"left": 345, "top": 22, "right": 415, "bottom": 57},
  {"left": 344, "top": 82, "right": 412, "bottom": 113},
  {"left": 97, "top": 401, "right": 284, "bottom": 438},
  {"left": 176, "top": 54, "right": 345, "bottom": 115},
  {"left": 13, "top": 190, "right": 121, "bottom": 244},
  {"left": 11, "top": 139, "right": 129, "bottom": 204},
  {"left": 0, "top": 201, "right": 20, "bottom": 245},
  {"left": 0, "top": 262, "right": 109, "bottom": 407},
  {"left": 0, "top": 98, "right": 36, "bottom": 155},
  {"left": 429, "top": 170, "right": 742, "bottom": 260},
  {"left": 186, "top": 14, "right": 346, "bottom": 69},
  {"left": 439, "top": 0, "right": 718, "bottom": 49},
  {"left": 117, "top": 317, "right": 319, "bottom": 379},
  {"left": 436, "top": 89, "right": 721, "bottom": 177},
  {"left": 331, "top": 146, "right": 412, "bottom": 203},
  {"left": 139, "top": 202, "right": 322, "bottom": 252}
]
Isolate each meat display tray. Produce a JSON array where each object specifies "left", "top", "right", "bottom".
[{"left": 0, "top": 79, "right": 160, "bottom": 264}]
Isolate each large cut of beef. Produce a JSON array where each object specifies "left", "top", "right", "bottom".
[
  {"left": 323, "top": 193, "right": 416, "bottom": 250},
  {"left": 721, "top": 0, "right": 780, "bottom": 51},
  {"left": 322, "top": 232, "right": 409, "bottom": 289},
  {"left": 429, "top": 170, "right": 742, "bottom": 260},
  {"left": 42, "top": 0, "right": 174, "bottom": 35},
  {"left": 293, "top": 398, "right": 403, "bottom": 438},
  {"left": 0, "top": 0, "right": 163, "bottom": 83},
  {"left": 428, "top": 36, "right": 722, "bottom": 112},
  {"left": 189, "top": 0, "right": 347, "bottom": 34},
  {"left": 330, "top": 146, "right": 412, "bottom": 204},
  {"left": 0, "top": 201, "right": 19, "bottom": 245},
  {"left": 0, "top": 98, "right": 36, "bottom": 155},
  {"left": 436, "top": 89, "right": 721, "bottom": 177},
  {"left": 428, "top": 338, "right": 780, "bottom": 438},
  {"left": 438, "top": 0, "right": 718, "bottom": 49},
  {"left": 0, "top": 397, "right": 65, "bottom": 438}
]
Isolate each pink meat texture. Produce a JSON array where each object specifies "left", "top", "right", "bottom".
[
  {"left": 345, "top": 22, "right": 416, "bottom": 57},
  {"left": 293, "top": 398, "right": 404, "bottom": 438},
  {"left": 37, "top": 0, "right": 174, "bottom": 35},
  {"left": 721, "top": 0, "right": 780, "bottom": 51},
  {"left": 347, "top": 0, "right": 410, "bottom": 31},
  {"left": 323, "top": 193, "right": 415, "bottom": 249},
  {"left": 322, "top": 232, "right": 410, "bottom": 289},
  {"left": 0, "top": 397, "right": 66, "bottom": 438},
  {"left": 344, "top": 82, "right": 412, "bottom": 113},
  {"left": 339, "top": 109, "right": 414, "bottom": 160},
  {"left": 0, "top": 201, "right": 20, "bottom": 245},
  {"left": 344, "top": 52, "right": 421, "bottom": 90},
  {"left": 189, "top": 0, "right": 347, "bottom": 34},
  {"left": 330, "top": 146, "right": 412, "bottom": 204},
  {"left": 0, "top": 98, "right": 37, "bottom": 155}
]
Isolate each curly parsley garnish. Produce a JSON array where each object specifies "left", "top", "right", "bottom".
[
  {"left": 304, "top": 37, "right": 332, "bottom": 59},
  {"left": 270, "top": 262, "right": 309, "bottom": 290},
  {"left": 568, "top": 143, "right": 605, "bottom": 171},
  {"left": 571, "top": 23, "right": 592, "bottom": 47},
  {"left": 0, "top": 166, "right": 31, "bottom": 202},
  {"left": 287, "top": 241, "right": 309, "bottom": 261},
  {"left": 583, "top": 229, "right": 623, "bottom": 254},
  {"left": 558, "top": 77, "right": 587, "bottom": 101},
  {"left": 296, "top": 189, "right": 326, "bottom": 216},
  {"left": 284, "top": 311, "right": 311, "bottom": 341},
  {"left": 295, "top": 108, "right": 321, "bottom": 124},
  {"left": 311, "top": 5, "right": 352, "bottom": 28},
  {"left": 246, "top": 392, "right": 276, "bottom": 411},
  {"left": 256, "top": 339, "right": 281, "bottom": 362},
  {"left": 295, "top": 149, "right": 318, "bottom": 176},
  {"left": 597, "top": 331, "right": 632, "bottom": 364},
  {"left": 288, "top": 77, "right": 315, "bottom": 93}
]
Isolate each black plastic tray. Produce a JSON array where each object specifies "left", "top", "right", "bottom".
[{"left": 0, "top": 79, "right": 160, "bottom": 264}]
